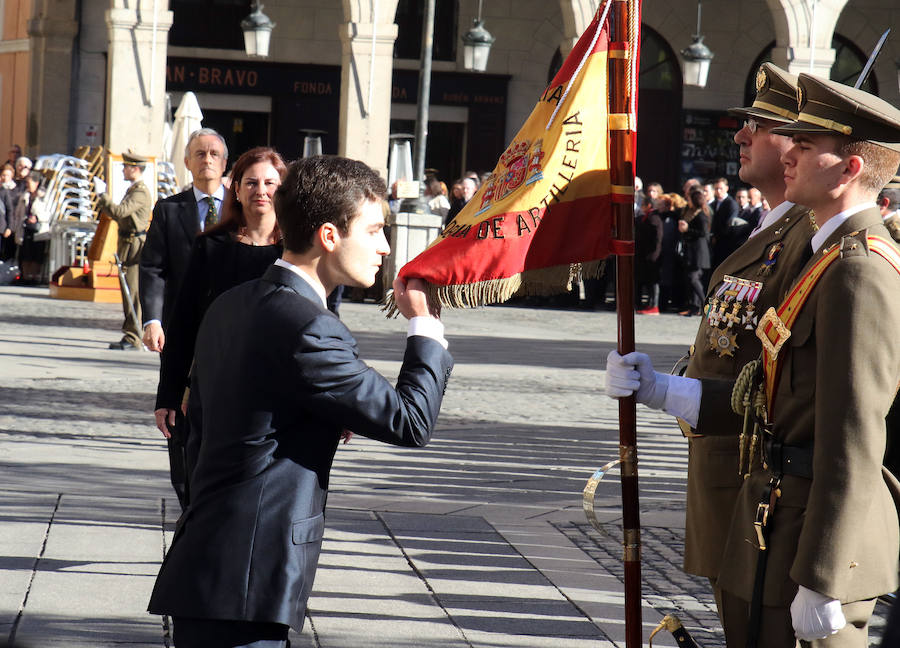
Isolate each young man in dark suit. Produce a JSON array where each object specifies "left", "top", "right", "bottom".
[
  {"left": 149, "top": 155, "right": 453, "bottom": 647},
  {"left": 140, "top": 128, "right": 227, "bottom": 508}
]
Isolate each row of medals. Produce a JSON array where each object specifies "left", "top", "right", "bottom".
[{"left": 704, "top": 275, "right": 764, "bottom": 358}]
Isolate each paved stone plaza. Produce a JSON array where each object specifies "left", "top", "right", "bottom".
[{"left": 0, "top": 286, "right": 890, "bottom": 647}]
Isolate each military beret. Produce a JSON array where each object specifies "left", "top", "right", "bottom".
[
  {"left": 728, "top": 62, "right": 799, "bottom": 124},
  {"left": 771, "top": 73, "right": 900, "bottom": 152}
]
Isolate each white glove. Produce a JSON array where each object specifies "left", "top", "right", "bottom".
[
  {"left": 92, "top": 177, "right": 107, "bottom": 195},
  {"left": 790, "top": 585, "right": 846, "bottom": 641},
  {"left": 605, "top": 350, "right": 669, "bottom": 410}
]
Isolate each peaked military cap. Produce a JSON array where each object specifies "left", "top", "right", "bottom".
[
  {"left": 121, "top": 150, "right": 149, "bottom": 166},
  {"left": 771, "top": 74, "right": 900, "bottom": 152},
  {"left": 728, "top": 62, "right": 799, "bottom": 124}
]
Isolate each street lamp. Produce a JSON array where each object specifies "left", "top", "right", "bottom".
[
  {"left": 241, "top": 2, "right": 275, "bottom": 58},
  {"left": 680, "top": 0, "right": 714, "bottom": 87},
  {"left": 462, "top": 0, "right": 495, "bottom": 72}
]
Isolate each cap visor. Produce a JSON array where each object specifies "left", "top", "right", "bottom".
[
  {"left": 770, "top": 120, "right": 835, "bottom": 136},
  {"left": 727, "top": 106, "right": 795, "bottom": 124}
]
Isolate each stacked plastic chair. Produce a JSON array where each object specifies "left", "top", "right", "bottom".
[
  {"left": 39, "top": 147, "right": 105, "bottom": 280},
  {"left": 157, "top": 161, "right": 177, "bottom": 200},
  {"left": 34, "top": 154, "right": 95, "bottom": 223}
]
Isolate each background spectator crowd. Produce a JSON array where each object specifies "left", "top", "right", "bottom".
[
  {"left": 0, "top": 145, "right": 48, "bottom": 284},
  {"left": 627, "top": 174, "right": 770, "bottom": 316}
]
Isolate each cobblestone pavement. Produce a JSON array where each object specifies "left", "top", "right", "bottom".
[{"left": 0, "top": 286, "right": 893, "bottom": 646}]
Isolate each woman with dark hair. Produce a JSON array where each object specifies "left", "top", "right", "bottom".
[
  {"left": 12, "top": 171, "right": 48, "bottom": 284},
  {"left": 635, "top": 195, "right": 663, "bottom": 315},
  {"left": 677, "top": 188, "right": 711, "bottom": 316},
  {"left": 154, "top": 147, "right": 285, "bottom": 504}
]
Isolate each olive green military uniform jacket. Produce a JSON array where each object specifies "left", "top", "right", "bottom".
[
  {"left": 98, "top": 180, "right": 152, "bottom": 264},
  {"left": 884, "top": 211, "right": 900, "bottom": 244},
  {"left": 682, "top": 204, "right": 814, "bottom": 579},
  {"left": 716, "top": 207, "right": 900, "bottom": 607}
]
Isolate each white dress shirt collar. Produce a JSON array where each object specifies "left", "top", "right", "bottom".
[
  {"left": 811, "top": 202, "right": 877, "bottom": 253},
  {"left": 747, "top": 201, "right": 794, "bottom": 239},
  {"left": 192, "top": 184, "right": 226, "bottom": 202},
  {"left": 273, "top": 258, "right": 327, "bottom": 307}
]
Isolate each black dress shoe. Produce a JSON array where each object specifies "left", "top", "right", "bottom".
[{"left": 108, "top": 340, "right": 139, "bottom": 350}]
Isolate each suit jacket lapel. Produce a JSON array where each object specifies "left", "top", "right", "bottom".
[
  {"left": 178, "top": 190, "right": 199, "bottom": 241},
  {"left": 262, "top": 264, "right": 327, "bottom": 308}
]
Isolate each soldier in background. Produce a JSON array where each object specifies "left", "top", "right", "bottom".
[
  {"left": 94, "top": 152, "right": 152, "bottom": 350},
  {"left": 878, "top": 172, "right": 900, "bottom": 242}
]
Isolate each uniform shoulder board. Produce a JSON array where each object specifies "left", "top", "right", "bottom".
[{"left": 838, "top": 229, "right": 870, "bottom": 258}]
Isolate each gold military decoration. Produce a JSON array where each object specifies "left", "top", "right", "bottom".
[
  {"left": 796, "top": 83, "right": 806, "bottom": 110},
  {"left": 709, "top": 328, "right": 739, "bottom": 357}
]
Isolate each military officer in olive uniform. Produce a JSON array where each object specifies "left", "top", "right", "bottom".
[
  {"left": 606, "top": 63, "right": 815, "bottom": 616},
  {"left": 95, "top": 152, "right": 153, "bottom": 350},
  {"left": 713, "top": 75, "right": 900, "bottom": 647}
]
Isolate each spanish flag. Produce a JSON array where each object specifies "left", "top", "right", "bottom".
[{"left": 396, "top": 4, "right": 635, "bottom": 308}]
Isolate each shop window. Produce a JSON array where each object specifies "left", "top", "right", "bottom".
[
  {"left": 169, "top": 0, "right": 246, "bottom": 50},
  {"left": 744, "top": 35, "right": 877, "bottom": 106},
  {"left": 394, "top": 0, "right": 458, "bottom": 62}
]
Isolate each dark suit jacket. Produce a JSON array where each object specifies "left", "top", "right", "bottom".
[
  {"left": 155, "top": 232, "right": 282, "bottom": 411},
  {"left": 148, "top": 264, "right": 453, "bottom": 631},
  {"left": 139, "top": 189, "right": 200, "bottom": 327},
  {"left": 679, "top": 208, "right": 710, "bottom": 270},
  {"left": 710, "top": 194, "right": 742, "bottom": 264}
]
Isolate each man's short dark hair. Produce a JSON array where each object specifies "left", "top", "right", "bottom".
[
  {"left": 275, "top": 156, "right": 387, "bottom": 253},
  {"left": 879, "top": 188, "right": 900, "bottom": 211}
]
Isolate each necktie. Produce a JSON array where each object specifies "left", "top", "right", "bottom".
[{"left": 204, "top": 195, "right": 218, "bottom": 229}]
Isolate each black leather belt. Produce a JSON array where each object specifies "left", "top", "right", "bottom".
[{"left": 763, "top": 437, "right": 813, "bottom": 479}]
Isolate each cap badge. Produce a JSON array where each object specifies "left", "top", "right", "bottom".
[
  {"left": 796, "top": 84, "right": 806, "bottom": 110},
  {"left": 756, "top": 68, "right": 768, "bottom": 94}
]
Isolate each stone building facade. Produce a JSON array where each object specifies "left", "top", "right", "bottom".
[{"left": 0, "top": 0, "right": 897, "bottom": 192}]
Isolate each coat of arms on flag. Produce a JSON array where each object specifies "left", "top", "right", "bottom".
[{"left": 389, "top": 1, "right": 638, "bottom": 310}]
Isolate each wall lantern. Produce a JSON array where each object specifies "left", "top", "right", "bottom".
[
  {"left": 680, "top": 0, "right": 714, "bottom": 87},
  {"left": 241, "top": 2, "right": 275, "bottom": 58},
  {"left": 462, "top": 0, "right": 495, "bottom": 72}
]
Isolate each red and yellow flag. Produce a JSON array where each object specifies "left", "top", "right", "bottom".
[{"left": 397, "top": 5, "right": 635, "bottom": 308}]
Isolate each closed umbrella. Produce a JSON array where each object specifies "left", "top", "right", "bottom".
[{"left": 170, "top": 92, "right": 203, "bottom": 189}]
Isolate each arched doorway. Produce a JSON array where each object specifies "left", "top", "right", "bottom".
[
  {"left": 636, "top": 25, "right": 682, "bottom": 193},
  {"left": 546, "top": 25, "right": 682, "bottom": 193},
  {"left": 743, "top": 34, "right": 877, "bottom": 106}
]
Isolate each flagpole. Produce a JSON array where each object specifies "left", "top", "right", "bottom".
[{"left": 609, "top": 1, "right": 642, "bottom": 646}]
